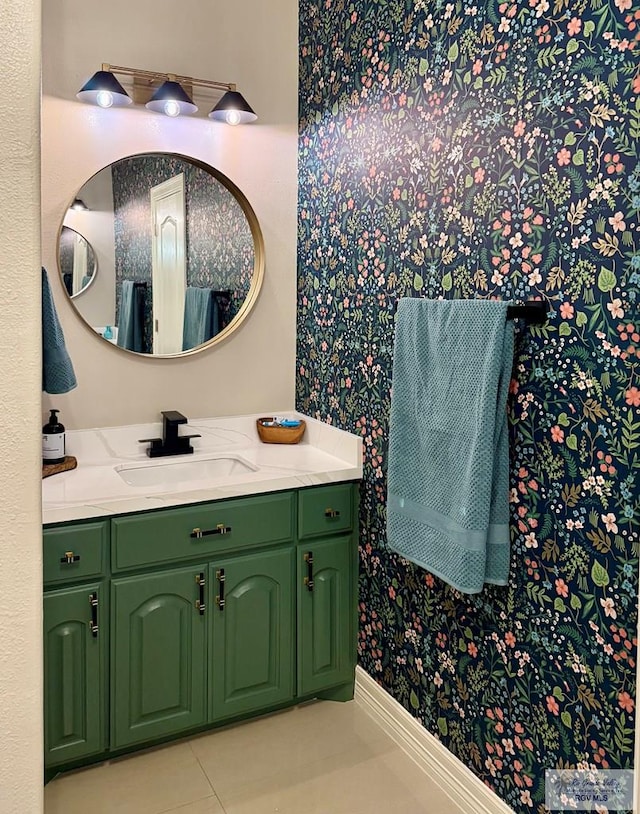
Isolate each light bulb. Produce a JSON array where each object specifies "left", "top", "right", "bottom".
[
  {"left": 225, "top": 109, "right": 242, "bottom": 126},
  {"left": 96, "top": 90, "right": 114, "bottom": 108},
  {"left": 163, "top": 100, "right": 181, "bottom": 117}
]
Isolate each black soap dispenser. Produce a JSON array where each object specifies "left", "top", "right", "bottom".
[{"left": 42, "top": 409, "right": 66, "bottom": 465}]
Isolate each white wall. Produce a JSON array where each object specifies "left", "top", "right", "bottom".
[
  {"left": 42, "top": 0, "right": 299, "bottom": 430},
  {"left": 0, "top": 1, "right": 44, "bottom": 812}
]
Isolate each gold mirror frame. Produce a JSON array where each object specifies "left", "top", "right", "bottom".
[{"left": 58, "top": 152, "right": 265, "bottom": 358}]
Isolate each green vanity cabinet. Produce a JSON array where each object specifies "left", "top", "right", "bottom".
[
  {"left": 43, "top": 481, "right": 359, "bottom": 775},
  {"left": 297, "top": 536, "right": 353, "bottom": 697},
  {"left": 110, "top": 565, "right": 208, "bottom": 749},
  {"left": 43, "top": 584, "right": 106, "bottom": 768},
  {"left": 209, "top": 548, "right": 294, "bottom": 722}
]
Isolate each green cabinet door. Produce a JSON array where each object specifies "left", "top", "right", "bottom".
[
  {"left": 297, "top": 536, "right": 354, "bottom": 696},
  {"left": 44, "top": 583, "right": 105, "bottom": 767},
  {"left": 210, "top": 548, "right": 294, "bottom": 722},
  {"left": 111, "top": 566, "right": 207, "bottom": 749}
]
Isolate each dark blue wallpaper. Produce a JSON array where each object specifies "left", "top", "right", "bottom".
[{"left": 297, "top": 0, "right": 639, "bottom": 810}]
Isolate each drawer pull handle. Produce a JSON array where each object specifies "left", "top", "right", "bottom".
[
  {"left": 195, "top": 572, "right": 206, "bottom": 615},
  {"left": 304, "top": 551, "right": 314, "bottom": 592},
  {"left": 61, "top": 551, "right": 81, "bottom": 564},
  {"left": 190, "top": 524, "right": 232, "bottom": 539},
  {"left": 324, "top": 508, "right": 340, "bottom": 519},
  {"left": 216, "top": 568, "right": 226, "bottom": 611},
  {"left": 88, "top": 592, "right": 99, "bottom": 637}
]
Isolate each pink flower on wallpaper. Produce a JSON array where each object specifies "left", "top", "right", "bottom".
[
  {"left": 609, "top": 211, "right": 626, "bottom": 232},
  {"left": 557, "top": 147, "right": 571, "bottom": 166},
  {"left": 567, "top": 17, "right": 582, "bottom": 35},
  {"left": 560, "top": 302, "right": 574, "bottom": 319},
  {"left": 625, "top": 386, "right": 640, "bottom": 406}
]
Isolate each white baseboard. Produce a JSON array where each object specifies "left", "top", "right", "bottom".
[{"left": 354, "top": 666, "right": 515, "bottom": 814}]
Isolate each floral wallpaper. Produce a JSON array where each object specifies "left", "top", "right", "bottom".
[
  {"left": 112, "top": 155, "right": 255, "bottom": 352},
  {"left": 297, "top": 0, "right": 639, "bottom": 811}
]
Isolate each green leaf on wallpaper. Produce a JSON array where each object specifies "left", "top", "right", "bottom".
[
  {"left": 597, "top": 267, "right": 616, "bottom": 292},
  {"left": 465, "top": 174, "right": 473, "bottom": 188},
  {"left": 558, "top": 412, "right": 570, "bottom": 427},
  {"left": 459, "top": 639, "right": 467, "bottom": 653},
  {"left": 442, "top": 272, "right": 453, "bottom": 291},
  {"left": 561, "top": 711, "right": 572, "bottom": 729},
  {"left": 413, "top": 272, "right": 424, "bottom": 290},
  {"left": 570, "top": 593, "right": 582, "bottom": 610},
  {"left": 572, "top": 149, "right": 585, "bottom": 166},
  {"left": 554, "top": 598, "right": 567, "bottom": 613},
  {"left": 583, "top": 19, "right": 595, "bottom": 36},
  {"left": 566, "top": 38, "right": 579, "bottom": 56},
  {"left": 410, "top": 690, "right": 419, "bottom": 710},
  {"left": 419, "top": 57, "right": 429, "bottom": 76},
  {"left": 576, "top": 311, "right": 588, "bottom": 327},
  {"left": 447, "top": 42, "right": 459, "bottom": 62},
  {"left": 471, "top": 156, "right": 480, "bottom": 168},
  {"left": 473, "top": 76, "right": 483, "bottom": 90},
  {"left": 559, "top": 322, "right": 571, "bottom": 337},
  {"left": 591, "top": 560, "right": 610, "bottom": 588},
  {"left": 329, "top": 276, "right": 336, "bottom": 290},
  {"left": 437, "top": 717, "right": 448, "bottom": 736},
  {"left": 463, "top": 70, "right": 471, "bottom": 85},
  {"left": 566, "top": 434, "right": 578, "bottom": 450},
  {"left": 564, "top": 132, "right": 577, "bottom": 146},
  {"left": 553, "top": 686, "right": 565, "bottom": 701}
]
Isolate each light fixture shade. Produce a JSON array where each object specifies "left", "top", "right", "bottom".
[
  {"left": 208, "top": 90, "right": 257, "bottom": 125},
  {"left": 70, "top": 198, "right": 89, "bottom": 211},
  {"left": 76, "top": 70, "right": 132, "bottom": 108},
  {"left": 146, "top": 80, "right": 198, "bottom": 116}
]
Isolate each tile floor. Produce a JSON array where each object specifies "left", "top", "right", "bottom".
[{"left": 44, "top": 700, "right": 465, "bottom": 814}]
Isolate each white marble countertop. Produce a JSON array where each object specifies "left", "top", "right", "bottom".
[{"left": 42, "top": 412, "right": 362, "bottom": 525}]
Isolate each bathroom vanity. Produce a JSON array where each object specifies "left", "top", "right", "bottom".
[{"left": 42, "top": 414, "right": 362, "bottom": 776}]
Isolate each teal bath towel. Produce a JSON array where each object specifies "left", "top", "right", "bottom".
[
  {"left": 182, "top": 287, "right": 214, "bottom": 351},
  {"left": 387, "top": 298, "right": 514, "bottom": 594},
  {"left": 42, "top": 267, "right": 77, "bottom": 394},
  {"left": 117, "top": 281, "right": 145, "bottom": 353}
]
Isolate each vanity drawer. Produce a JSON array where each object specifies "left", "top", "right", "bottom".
[
  {"left": 43, "top": 522, "right": 108, "bottom": 586},
  {"left": 111, "top": 492, "right": 295, "bottom": 571},
  {"left": 298, "top": 484, "right": 355, "bottom": 539}
]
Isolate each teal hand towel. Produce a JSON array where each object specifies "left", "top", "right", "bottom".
[
  {"left": 387, "top": 298, "right": 514, "bottom": 594},
  {"left": 42, "top": 268, "right": 77, "bottom": 394},
  {"left": 182, "top": 287, "right": 214, "bottom": 351},
  {"left": 117, "top": 281, "right": 145, "bottom": 353}
]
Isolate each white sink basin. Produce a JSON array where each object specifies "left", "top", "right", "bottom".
[{"left": 115, "top": 454, "right": 258, "bottom": 488}]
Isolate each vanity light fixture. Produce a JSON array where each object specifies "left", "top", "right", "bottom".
[
  {"left": 76, "top": 68, "right": 133, "bottom": 108},
  {"left": 70, "top": 198, "right": 89, "bottom": 211},
  {"left": 76, "top": 64, "right": 257, "bottom": 124},
  {"left": 146, "top": 78, "right": 198, "bottom": 117}
]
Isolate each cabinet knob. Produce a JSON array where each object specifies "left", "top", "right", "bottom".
[
  {"left": 324, "top": 508, "right": 340, "bottom": 519},
  {"left": 60, "top": 551, "right": 81, "bottom": 564}
]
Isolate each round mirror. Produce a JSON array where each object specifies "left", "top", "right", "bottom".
[
  {"left": 59, "top": 226, "right": 98, "bottom": 298},
  {"left": 58, "top": 153, "right": 264, "bottom": 356}
]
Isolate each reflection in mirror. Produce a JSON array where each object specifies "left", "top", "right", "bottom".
[
  {"left": 59, "top": 153, "right": 263, "bottom": 356},
  {"left": 59, "top": 226, "right": 97, "bottom": 298}
]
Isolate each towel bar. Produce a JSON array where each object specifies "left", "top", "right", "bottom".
[{"left": 392, "top": 299, "right": 549, "bottom": 325}]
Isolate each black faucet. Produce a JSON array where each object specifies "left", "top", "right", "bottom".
[{"left": 139, "top": 411, "right": 201, "bottom": 458}]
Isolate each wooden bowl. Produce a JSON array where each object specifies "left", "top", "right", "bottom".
[{"left": 256, "top": 418, "right": 306, "bottom": 445}]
